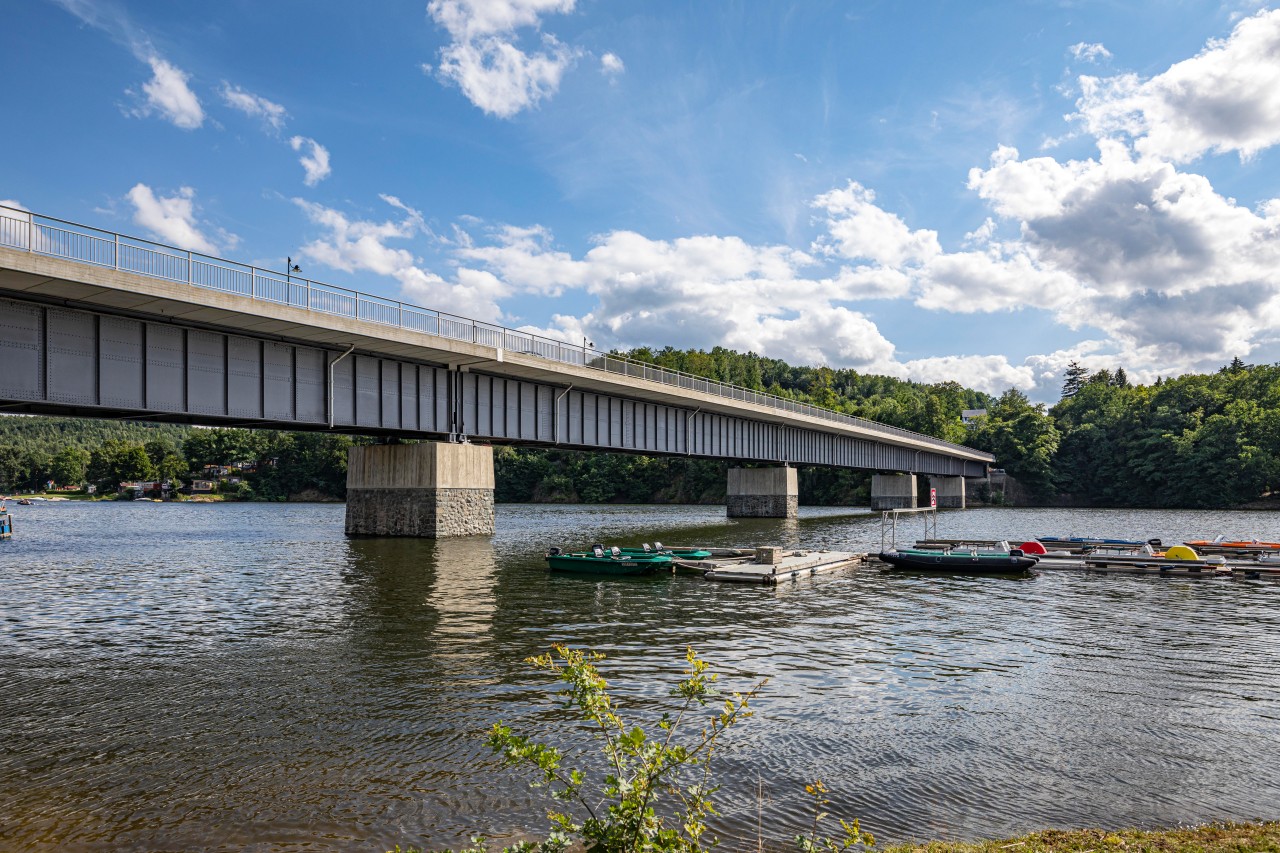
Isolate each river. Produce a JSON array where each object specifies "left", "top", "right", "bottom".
[{"left": 1, "top": 501, "right": 1278, "bottom": 851}]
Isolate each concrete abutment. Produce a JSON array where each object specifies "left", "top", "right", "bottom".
[
  {"left": 726, "top": 466, "right": 798, "bottom": 519},
  {"left": 871, "top": 473, "right": 917, "bottom": 510},
  {"left": 345, "top": 442, "right": 495, "bottom": 537},
  {"left": 928, "top": 475, "right": 966, "bottom": 509}
]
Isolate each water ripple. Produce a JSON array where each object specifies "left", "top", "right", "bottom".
[{"left": 0, "top": 502, "right": 1278, "bottom": 850}]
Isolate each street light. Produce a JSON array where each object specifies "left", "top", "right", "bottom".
[{"left": 286, "top": 256, "right": 301, "bottom": 284}]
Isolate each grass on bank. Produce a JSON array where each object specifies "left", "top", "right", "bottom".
[{"left": 877, "top": 822, "right": 1280, "bottom": 852}]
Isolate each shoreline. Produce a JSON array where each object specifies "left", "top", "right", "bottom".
[{"left": 873, "top": 822, "right": 1280, "bottom": 852}]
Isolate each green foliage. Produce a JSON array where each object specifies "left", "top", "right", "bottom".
[
  {"left": 87, "top": 439, "right": 156, "bottom": 492},
  {"left": 1050, "top": 362, "right": 1280, "bottom": 507},
  {"left": 966, "top": 390, "right": 1060, "bottom": 501},
  {"left": 796, "top": 780, "right": 874, "bottom": 853},
  {"left": 483, "top": 644, "right": 766, "bottom": 853}
]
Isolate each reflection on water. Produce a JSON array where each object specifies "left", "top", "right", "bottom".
[{"left": 0, "top": 502, "right": 1278, "bottom": 851}]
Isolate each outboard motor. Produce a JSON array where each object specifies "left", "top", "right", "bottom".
[
  {"left": 1148, "top": 538, "right": 1163, "bottom": 548},
  {"left": 654, "top": 541, "right": 663, "bottom": 551},
  {"left": 548, "top": 547, "right": 563, "bottom": 557}
]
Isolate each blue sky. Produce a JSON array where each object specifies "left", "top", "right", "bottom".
[{"left": 3, "top": 0, "right": 1280, "bottom": 401}]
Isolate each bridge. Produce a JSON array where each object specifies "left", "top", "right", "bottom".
[{"left": 0, "top": 204, "right": 993, "bottom": 536}]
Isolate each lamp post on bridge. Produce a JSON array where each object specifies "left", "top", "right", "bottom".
[{"left": 286, "top": 256, "right": 301, "bottom": 284}]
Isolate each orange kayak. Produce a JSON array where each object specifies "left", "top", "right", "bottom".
[{"left": 1185, "top": 539, "right": 1280, "bottom": 551}]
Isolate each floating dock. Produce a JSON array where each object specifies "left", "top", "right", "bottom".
[
  {"left": 0, "top": 510, "right": 11, "bottom": 539},
  {"left": 702, "top": 549, "right": 862, "bottom": 585}
]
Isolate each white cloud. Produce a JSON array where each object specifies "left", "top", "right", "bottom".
[
  {"left": 902, "top": 355, "right": 1037, "bottom": 396},
  {"left": 0, "top": 199, "right": 28, "bottom": 212},
  {"left": 126, "top": 184, "right": 225, "bottom": 254},
  {"left": 811, "top": 182, "right": 941, "bottom": 267},
  {"left": 221, "top": 83, "right": 288, "bottom": 132},
  {"left": 1073, "top": 9, "right": 1280, "bottom": 162},
  {"left": 600, "top": 52, "right": 625, "bottom": 76},
  {"left": 424, "top": 0, "right": 582, "bottom": 117},
  {"left": 289, "top": 136, "right": 332, "bottom": 186},
  {"left": 1068, "top": 42, "right": 1111, "bottom": 63},
  {"left": 132, "top": 57, "right": 204, "bottom": 130}
]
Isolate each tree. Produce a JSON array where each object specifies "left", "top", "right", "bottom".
[
  {"left": 1061, "top": 361, "right": 1089, "bottom": 399},
  {"left": 49, "top": 447, "right": 91, "bottom": 488},
  {"left": 967, "top": 389, "right": 1060, "bottom": 500},
  {"left": 87, "top": 439, "right": 156, "bottom": 493}
]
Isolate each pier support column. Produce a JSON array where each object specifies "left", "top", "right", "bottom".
[
  {"left": 345, "top": 442, "right": 495, "bottom": 537},
  {"left": 871, "top": 473, "right": 917, "bottom": 510},
  {"left": 726, "top": 467, "right": 798, "bottom": 519},
  {"left": 928, "top": 475, "right": 966, "bottom": 509}
]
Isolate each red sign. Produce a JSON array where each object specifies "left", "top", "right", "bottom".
[{"left": 930, "top": 488, "right": 937, "bottom": 508}]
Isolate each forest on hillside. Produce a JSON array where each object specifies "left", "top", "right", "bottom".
[{"left": 0, "top": 349, "right": 1276, "bottom": 509}]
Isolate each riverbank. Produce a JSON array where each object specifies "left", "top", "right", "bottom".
[{"left": 879, "top": 822, "right": 1280, "bottom": 852}]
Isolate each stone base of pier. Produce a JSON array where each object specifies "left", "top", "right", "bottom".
[
  {"left": 929, "top": 475, "right": 966, "bottom": 509},
  {"left": 871, "top": 473, "right": 917, "bottom": 510},
  {"left": 726, "top": 467, "right": 798, "bottom": 518},
  {"left": 345, "top": 442, "right": 495, "bottom": 537}
]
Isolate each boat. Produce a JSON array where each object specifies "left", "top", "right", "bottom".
[
  {"left": 878, "top": 545, "right": 1038, "bottom": 574},
  {"left": 545, "top": 545, "right": 674, "bottom": 575},
  {"left": 1036, "top": 535, "right": 1156, "bottom": 553},
  {"left": 1082, "top": 544, "right": 1229, "bottom": 575},
  {"left": 15, "top": 498, "right": 32, "bottom": 506},
  {"left": 1184, "top": 536, "right": 1280, "bottom": 555},
  {"left": 618, "top": 542, "right": 714, "bottom": 560}
]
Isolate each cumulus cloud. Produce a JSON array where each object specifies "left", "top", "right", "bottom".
[
  {"left": 1073, "top": 9, "right": 1280, "bottom": 162},
  {"left": 424, "top": 0, "right": 582, "bottom": 117},
  {"left": 50, "top": 0, "right": 203, "bottom": 130},
  {"left": 132, "top": 57, "right": 204, "bottom": 129},
  {"left": 290, "top": 136, "right": 332, "bottom": 186},
  {"left": 1068, "top": 42, "right": 1111, "bottom": 63},
  {"left": 293, "top": 195, "right": 513, "bottom": 321},
  {"left": 812, "top": 182, "right": 940, "bottom": 267},
  {"left": 126, "top": 184, "right": 226, "bottom": 254},
  {"left": 221, "top": 83, "right": 288, "bottom": 132},
  {"left": 600, "top": 52, "right": 624, "bottom": 76}
]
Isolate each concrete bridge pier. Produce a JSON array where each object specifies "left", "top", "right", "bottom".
[
  {"left": 726, "top": 466, "right": 798, "bottom": 519},
  {"left": 929, "top": 475, "right": 966, "bottom": 509},
  {"left": 345, "top": 442, "right": 495, "bottom": 537},
  {"left": 871, "top": 473, "right": 917, "bottom": 510}
]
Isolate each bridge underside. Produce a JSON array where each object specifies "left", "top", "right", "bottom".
[{"left": 0, "top": 295, "right": 986, "bottom": 478}]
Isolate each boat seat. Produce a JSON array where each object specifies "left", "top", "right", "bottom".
[
  {"left": 610, "top": 546, "right": 622, "bottom": 557},
  {"left": 642, "top": 543, "right": 651, "bottom": 552},
  {"left": 592, "top": 545, "right": 605, "bottom": 557}
]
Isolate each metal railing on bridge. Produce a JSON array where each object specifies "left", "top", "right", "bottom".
[{"left": 0, "top": 203, "right": 985, "bottom": 457}]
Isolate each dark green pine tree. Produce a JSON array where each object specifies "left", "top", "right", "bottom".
[
  {"left": 1061, "top": 361, "right": 1090, "bottom": 399},
  {"left": 1112, "top": 366, "right": 1129, "bottom": 387},
  {"left": 1228, "top": 356, "right": 1246, "bottom": 373}
]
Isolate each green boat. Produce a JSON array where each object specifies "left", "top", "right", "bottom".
[
  {"left": 546, "top": 546, "right": 674, "bottom": 575},
  {"left": 878, "top": 547, "right": 1038, "bottom": 574},
  {"left": 618, "top": 542, "right": 713, "bottom": 560}
]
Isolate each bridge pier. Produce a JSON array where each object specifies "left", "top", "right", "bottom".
[
  {"left": 928, "top": 475, "right": 966, "bottom": 509},
  {"left": 345, "top": 442, "right": 495, "bottom": 537},
  {"left": 871, "top": 473, "right": 917, "bottom": 510},
  {"left": 726, "top": 467, "right": 798, "bottom": 518}
]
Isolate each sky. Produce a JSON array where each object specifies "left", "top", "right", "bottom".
[{"left": 3, "top": 0, "right": 1280, "bottom": 402}]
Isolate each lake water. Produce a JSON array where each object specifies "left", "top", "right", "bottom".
[{"left": 1, "top": 501, "right": 1278, "bottom": 851}]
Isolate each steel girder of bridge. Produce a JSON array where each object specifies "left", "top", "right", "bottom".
[{"left": 0, "top": 294, "right": 985, "bottom": 476}]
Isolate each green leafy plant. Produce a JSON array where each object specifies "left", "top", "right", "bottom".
[
  {"left": 484, "top": 644, "right": 764, "bottom": 853},
  {"left": 402, "top": 646, "right": 874, "bottom": 853},
  {"left": 795, "top": 780, "right": 874, "bottom": 853}
]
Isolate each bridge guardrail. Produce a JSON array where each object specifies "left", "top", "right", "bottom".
[{"left": 0, "top": 204, "right": 989, "bottom": 459}]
